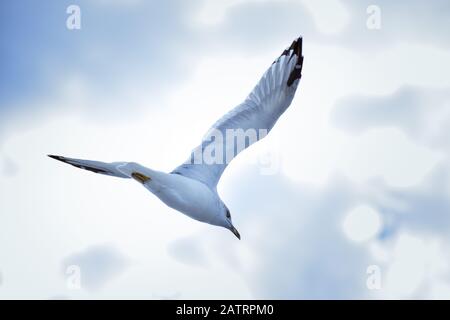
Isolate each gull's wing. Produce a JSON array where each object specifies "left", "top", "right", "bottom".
[
  {"left": 48, "top": 155, "right": 130, "bottom": 178},
  {"left": 172, "top": 37, "right": 304, "bottom": 189}
]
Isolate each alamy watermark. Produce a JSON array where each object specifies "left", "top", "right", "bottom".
[
  {"left": 189, "top": 128, "right": 268, "bottom": 165},
  {"left": 182, "top": 128, "right": 281, "bottom": 175},
  {"left": 366, "top": 5, "right": 381, "bottom": 30},
  {"left": 66, "top": 5, "right": 81, "bottom": 30},
  {"left": 366, "top": 265, "right": 382, "bottom": 290},
  {"left": 66, "top": 265, "right": 81, "bottom": 290}
]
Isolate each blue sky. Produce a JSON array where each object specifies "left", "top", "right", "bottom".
[{"left": 1, "top": 0, "right": 450, "bottom": 299}]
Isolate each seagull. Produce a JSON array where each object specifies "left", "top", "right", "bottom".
[{"left": 49, "top": 37, "right": 304, "bottom": 239}]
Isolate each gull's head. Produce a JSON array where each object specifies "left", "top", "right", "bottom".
[{"left": 217, "top": 204, "right": 240, "bottom": 240}]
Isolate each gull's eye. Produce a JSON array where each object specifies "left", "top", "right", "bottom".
[{"left": 226, "top": 210, "right": 231, "bottom": 219}]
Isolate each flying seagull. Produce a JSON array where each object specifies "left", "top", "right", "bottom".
[{"left": 49, "top": 37, "right": 304, "bottom": 239}]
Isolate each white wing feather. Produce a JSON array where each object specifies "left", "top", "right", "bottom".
[{"left": 172, "top": 37, "right": 304, "bottom": 189}]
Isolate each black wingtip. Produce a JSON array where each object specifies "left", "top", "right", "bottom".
[
  {"left": 287, "top": 36, "right": 304, "bottom": 87},
  {"left": 48, "top": 154, "right": 71, "bottom": 165},
  {"left": 273, "top": 36, "right": 301, "bottom": 64},
  {"left": 48, "top": 154, "right": 110, "bottom": 175},
  {"left": 48, "top": 154, "right": 64, "bottom": 161},
  {"left": 272, "top": 37, "right": 304, "bottom": 86}
]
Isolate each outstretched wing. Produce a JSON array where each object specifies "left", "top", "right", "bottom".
[
  {"left": 172, "top": 37, "right": 304, "bottom": 189},
  {"left": 48, "top": 155, "right": 130, "bottom": 178}
]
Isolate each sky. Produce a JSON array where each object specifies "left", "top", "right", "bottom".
[{"left": 0, "top": 0, "right": 450, "bottom": 299}]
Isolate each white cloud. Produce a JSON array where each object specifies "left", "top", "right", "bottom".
[
  {"left": 342, "top": 205, "right": 382, "bottom": 243},
  {"left": 61, "top": 245, "right": 129, "bottom": 291},
  {"left": 193, "top": 0, "right": 252, "bottom": 26},
  {"left": 0, "top": 80, "right": 253, "bottom": 298},
  {"left": 383, "top": 233, "right": 448, "bottom": 299},
  {"left": 299, "top": 0, "right": 350, "bottom": 34},
  {"left": 2, "top": 0, "right": 450, "bottom": 299}
]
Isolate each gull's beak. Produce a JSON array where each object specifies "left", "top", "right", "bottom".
[
  {"left": 230, "top": 225, "right": 241, "bottom": 240},
  {"left": 131, "top": 172, "right": 151, "bottom": 184}
]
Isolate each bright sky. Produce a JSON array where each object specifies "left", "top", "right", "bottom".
[{"left": 1, "top": 0, "right": 450, "bottom": 299}]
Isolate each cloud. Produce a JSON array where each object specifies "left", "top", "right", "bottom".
[
  {"left": 232, "top": 171, "right": 374, "bottom": 299},
  {"left": 370, "top": 163, "right": 450, "bottom": 240},
  {"left": 3, "top": 0, "right": 450, "bottom": 126},
  {"left": 48, "top": 295, "right": 71, "bottom": 300},
  {"left": 167, "top": 160, "right": 450, "bottom": 299},
  {"left": 332, "top": 86, "right": 450, "bottom": 152},
  {"left": 332, "top": 88, "right": 450, "bottom": 200},
  {"left": 328, "top": 71, "right": 450, "bottom": 238},
  {"left": 207, "top": 0, "right": 319, "bottom": 50},
  {"left": 1, "top": 0, "right": 450, "bottom": 299},
  {"left": 359, "top": 164, "right": 450, "bottom": 298},
  {"left": 167, "top": 235, "right": 209, "bottom": 267},
  {"left": 329, "top": 0, "right": 450, "bottom": 50},
  {"left": 0, "top": 0, "right": 200, "bottom": 123},
  {"left": 61, "top": 244, "right": 129, "bottom": 291},
  {"left": 152, "top": 291, "right": 182, "bottom": 300},
  {"left": 1, "top": 154, "right": 18, "bottom": 177},
  {"left": 193, "top": 0, "right": 450, "bottom": 54},
  {"left": 171, "top": 167, "right": 375, "bottom": 299}
]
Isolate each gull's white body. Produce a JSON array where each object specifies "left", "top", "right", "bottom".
[
  {"left": 119, "top": 163, "right": 223, "bottom": 226},
  {"left": 49, "top": 37, "right": 304, "bottom": 239}
]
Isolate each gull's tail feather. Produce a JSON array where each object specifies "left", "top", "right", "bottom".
[{"left": 47, "top": 155, "right": 130, "bottom": 178}]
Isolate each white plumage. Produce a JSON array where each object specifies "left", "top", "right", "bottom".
[{"left": 49, "top": 37, "right": 304, "bottom": 239}]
